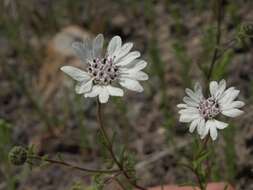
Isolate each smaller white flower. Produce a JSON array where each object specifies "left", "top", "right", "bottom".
[
  {"left": 177, "top": 80, "right": 245, "bottom": 141},
  {"left": 61, "top": 34, "right": 148, "bottom": 103}
]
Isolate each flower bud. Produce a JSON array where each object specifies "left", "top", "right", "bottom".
[
  {"left": 8, "top": 146, "right": 27, "bottom": 166},
  {"left": 241, "top": 23, "right": 253, "bottom": 37}
]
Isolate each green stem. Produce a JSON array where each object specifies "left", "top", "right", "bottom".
[
  {"left": 29, "top": 155, "right": 120, "bottom": 174},
  {"left": 195, "top": 137, "right": 210, "bottom": 160},
  {"left": 207, "top": 0, "right": 225, "bottom": 81},
  {"left": 178, "top": 163, "right": 205, "bottom": 190},
  {"left": 96, "top": 98, "right": 146, "bottom": 190},
  {"left": 190, "top": 137, "right": 210, "bottom": 190},
  {"left": 202, "top": 1, "right": 225, "bottom": 188},
  {"left": 216, "top": 38, "right": 236, "bottom": 60}
]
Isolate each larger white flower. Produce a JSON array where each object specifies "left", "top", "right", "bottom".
[
  {"left": 61, "top": 34, "right": 148, "bottom": 103},
  {"left": 177, "top": 80, "right": 245, "bottom": 141}
]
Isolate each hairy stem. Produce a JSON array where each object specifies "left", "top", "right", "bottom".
[
  {"left": 179, "top": 163, "right": 205, "bottom": 190},
  {"left": 201, "top": 1, "right": 225, "bottom": 188},
  {"left": 29, "top": 155, "right": 119, "bottom": 174},
  {"left": 207, "top": 0, "right": 225, "bottom": 81},
  {"left": 195, "top": 137, "right": 210, "bottom": 160},
  {"left": 96, "top": 98, "right": 146, "bottom": 190}
]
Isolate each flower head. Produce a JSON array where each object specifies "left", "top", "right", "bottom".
[
  {"left": 177, "top": 80, "right": 245, "bottom": 141},
  {"left": 9, "top": 146, "right": 27, "bottom": 166},
  {"left": 61, "top": 34, "right": 148, "bottom": 103}
]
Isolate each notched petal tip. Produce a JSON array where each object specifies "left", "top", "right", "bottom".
[
  {"left": 219, "top": 79, "right": 226, "bottom": 85},
  {"left": 60, "top": 65, "right": 69, "bottom": 72},
  {"left": 209, "top": 81, "right": 219, "bottom": 96},
  {"left": 99, "top": 99, "right": 109, "bottom": 104},
  {"left": 96, "top": 33, "right": 104, "bottom": 38},
  {"left": 112, "top": 35, "right": 122, "bottom": 41},
  {"left": 107, "top": 86, "right": 124, "bottom": 97},
  {"left": 98, "top": 95, "right": 109, "bottom": 103},
  {"left": 136, "top": 87, "right": 144, "bottom": 93},
  {"left": 214, "top": 120, "right": 228, "bottom": 130},
  {"left": 119, "top": 79, "right": 144, "bottom": 93},
  {"left": 200, "top": 134, "right": 207, "bottom": 140},
  {"left": 222, "top": 109, "right": 244, "bottom": 118},
  {"left": 142, "top": 73, "right": 149, "bottom": 80}
]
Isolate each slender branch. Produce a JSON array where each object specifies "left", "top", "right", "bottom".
[
  {"left": 96, "top": 98, "right": 147, "bottom": 190},
  {"left": 96, "top": 99, "right": 113, "bottom": 148},
  {"left": 216, "top": 38, "right": 236, "bottom": 60},
  {"left": 103, "top": 171, "right": 122, "bottom": 184},
  {"left": 29, "top": 155, "right": 119, "bottom": 174},
  {"left": 188, "top": 136, "right": 210, "bottom": 190},
  {"left": 199, "top": 2, "right": 226, "bottom": 188},
  {"left": 207, "top": 0, "right": 225, "bottom": 81},
  {"left": 178, "top": 163, "right": 205, "bottom": 190},
  {"left": 194, "top": 137, "right": 210, "bottom": 160}
]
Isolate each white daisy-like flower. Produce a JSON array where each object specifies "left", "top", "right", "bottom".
[
  {"left": 177, "top": 80, "right": 245, "bottom": 141},
  {"left": 61, "top": 34, "right": 148, "bottom": 103}
]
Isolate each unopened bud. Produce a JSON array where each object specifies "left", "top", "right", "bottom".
[
  {"left": 241, "top": 23, "right": 253, "bottom": 37},
  {"left": 8, "top": 146, "right": 27, "bottom": 166}
]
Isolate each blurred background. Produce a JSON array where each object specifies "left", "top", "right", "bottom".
[{"left": 0, "top": 0, "right": 253, "bottom": 189}]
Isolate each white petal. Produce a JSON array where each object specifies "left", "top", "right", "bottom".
[
  {"left": 177, "top": 104, "right": 188, "bottom": 108},
  {"left": 116, "top": 51, "right": 140, "bottom": 66},
  {"left": 185, "top": 88, "right": 201, "bottom": 102},
  {"left": 194, "top": 82, "right": 203, "bottom": 98},
  {"left": 61, "top": 66, "right": 91, "bottom": 82},
  {"left": 125, "top": 60, "right": 147, "bottom": 71},
  {"left": 72, "top": 41, "right": 92, "bottom": 62},
  {"left": 93, "top": 34, "right": 104, "bottom": 58},
  {"left": 75, "top": 80, "right": 93, "bottom": 94},
  {"left": 221, "top": 101, "right": 245, "bottom": 111},
  {"left": 99, "top": 87, "right": 109, "bottom": 103},
  {"left": 201, "top": 120, "right": 212, "bottom": 139},
  {"left": 179, "top": 107, "right": 199, "bottom": 114},
  {"left": 106, "top": 86, "right": 124, "bottom": 96},
  {"left": 135, "top": 71, "right": 149, "bottom": 80},
  {"left": 183, "top": 97, "right": 199, "bottom": 107},
  {"left": 226, "top": 90, "right": 240, "bottom": 103},
  {"left": 122, "top": 71, "right": 148, "bottom": 81},
  {"left": 189, "top": 119, "right": 200, "bottom": 133},
  {"left": 84, "top": 85, "right": 102, "bottom": 98},
  {"left": 107, "top": 36, "right": 122, "bottom": 56},
  {"left": 210, "top": 124, "right": 218, "bottom": 141},
  {"left": 179, "top": 114, "right": 200, "bottom": 123},
  {"left": 209, "top": 81, "right": 218, "bottom": 97},
  {"left": 197, "top": 119, "right": 205, "bottom": 136},
  {"left": 215, "top": 79, "right": 226, "bottom": 98},
  {"left": 114, "top": 43, "right": 133, "bottom": 61},
  {"left": 119, "top": 78, "right": 143, "bottom": 92},
  {"left": 194, "top": 82, "right": 201, "bottom": 91},
  {"left": 231, "top": 101, "right": 245, "bottom": 108},
  {"left": 220, "top": 89, "right": 240, "bottom": 105},
  {"left": 218, "top": 87, "right": 236, "bottom": 104},
  {"left": 222, "top": 109, "right": 244, "bottom": 117},
  {"left": 214, "top": 120, "right": 228, "bottom": 129}
]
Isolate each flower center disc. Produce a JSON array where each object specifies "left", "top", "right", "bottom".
[
  {"left": 198, "top": 97, "right": 220, "bottom": 119},
  {"left": 87, "top": 58, "right": 119, "bottom": 85}
]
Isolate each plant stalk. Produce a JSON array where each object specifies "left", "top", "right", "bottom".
[
  {"left": 207, "top": 0, "right": 225, "bottom": 81},
  {"left": 29, "top": 155, "right": 119, "bottom": 174},
  {"left": 96, "top": 98, "right": 146, "bottom": 190}
]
